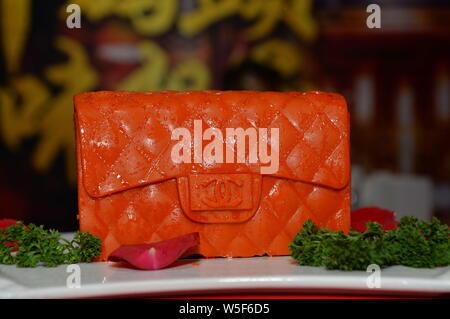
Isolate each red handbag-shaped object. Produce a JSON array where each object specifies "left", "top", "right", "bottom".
[{"left": 74, "top": 91, "right": 351, "bottom": 261}]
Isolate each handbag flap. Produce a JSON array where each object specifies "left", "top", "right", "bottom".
[{"left": 74, "top": 91, "right": 350, "bottom": 198}]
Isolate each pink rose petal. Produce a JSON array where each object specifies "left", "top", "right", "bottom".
[{"left": 108, "top": 232, "right": 200, "bottom": 270}]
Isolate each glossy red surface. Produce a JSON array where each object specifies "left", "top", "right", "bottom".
[{"left": 74, "top": 91, "right": 351, "bottom": 260}]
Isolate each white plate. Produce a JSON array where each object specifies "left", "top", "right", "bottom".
[{"left": 1, "top": 254, "right": 450, "bottom": 298}]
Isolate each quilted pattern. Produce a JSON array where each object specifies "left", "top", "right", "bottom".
[
  {"left": 75, "top": 91, "right": 350, "bottom": 197},
  {"left": 74, "top": 91, "right": 351, "bottom": 260},
  {"left": 78, "top": 177, "right": 350, "bottom": 260}
]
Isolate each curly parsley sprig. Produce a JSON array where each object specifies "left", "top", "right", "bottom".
[
  {"left": 289, "top": 216, "right": 450, "bottom": 270},
  {"left": 0, "top": 221, "right": 101, "bottom": 267}
]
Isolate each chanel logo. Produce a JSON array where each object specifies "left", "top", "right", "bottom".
[{"left": 201, "top": 177, "right": 243, "bottom": 208}]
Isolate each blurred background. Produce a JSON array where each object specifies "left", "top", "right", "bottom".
[{"left": 0, "top": 0, "right": 449, "bottom": 230}]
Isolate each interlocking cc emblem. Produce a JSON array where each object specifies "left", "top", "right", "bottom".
[
  {"left": 201, "top": 177, "right": 243, "bottom": 208},
  {"left": 181, "top": 173, "right": 259, "bottom": 223}
]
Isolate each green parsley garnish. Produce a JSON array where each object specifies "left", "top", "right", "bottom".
[
  {"left": 0, "top": 221, "right": 102, "bottom": 267},
  {"left": 289, "top": 216, "right": 450, "bottom": 270}
]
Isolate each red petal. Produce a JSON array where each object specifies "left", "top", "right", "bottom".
[
  {"left": 0, "top": 219, "right": 19, "bottom": 229},
  {"left": 2, "top": 241, "right": 18, "bottom": 252},
  {"left": 0, "top": 219, "right": 20, "bottom": 251},
  {"left": 108, "top": 232, "right": 200, "bottom": 270},
  {"left": 351, "top": 207, "right": 398, "bottom": 232}
]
